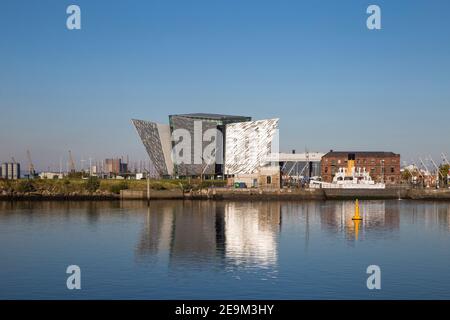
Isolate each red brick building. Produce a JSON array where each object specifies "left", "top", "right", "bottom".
[{"left": 321, "top": 151, "right": 401, "bottom": 184}]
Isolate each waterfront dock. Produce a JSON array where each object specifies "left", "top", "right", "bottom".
[{"left": 2, "top": 187, "right": 450, "bottom": 201}]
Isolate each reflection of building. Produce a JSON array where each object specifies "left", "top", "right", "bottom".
[
  {"left": 321, "top": 151, "right": 401, "bottom": 184},
  {"left": 135, "top": 201, "right": 281, "bottom": 271},
  {"left": 224, "top": 202, "right": 280, "bottom": 267},
  {"left": 132, "top": 113, "right": 278, "bottom": 178}
]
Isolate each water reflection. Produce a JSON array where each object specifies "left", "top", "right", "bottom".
[
  {"left": 319, "top": 201, "right": 400, "bottom": 242},
  {"left": 135, "top": 201, "right": 281, "bottom": 274},
  {"left": 134, "top": 200, "right": 411, "bottom": 268},
  {"left": 1, "top": 200, "right": 450, "bottom": 298},
  {"left": 224, "top": 202, "right": 280, "bottom": 269}
]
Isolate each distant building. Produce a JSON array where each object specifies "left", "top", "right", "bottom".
[
  {"left": 1, "top": 162, "right": 21, "bottom": 180},
  {"left": 104, "top": 159, "right": 128, "bottom": 175},
  {"left": 265, "top": 151, "right": 324, "bottom": 179},
  {"left": 321, "top": 151, "right": 401, "bottom": 184},
  {"left": 39, "top": 172, "right": 64, "bottom": 180}
]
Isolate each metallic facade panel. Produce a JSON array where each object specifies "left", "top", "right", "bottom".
[
  {"left": 132, "top": 119, "right": 173, "bottom": 176},
  {"left": 156, "top": 123, "right": 174, "bottom": 175},
  {"left": 225, "top": 119, "right": 279, "bottom": 175},
  {"left": 170, "top": 115, "right": 220, "bottom": 176}
]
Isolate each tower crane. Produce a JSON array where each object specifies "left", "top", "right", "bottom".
[
  {"left": 68, "top": 150, "right": 76, "bottom": 173},
  {"left": 26, "top": 150, "right": 36, "bottom": 178}
]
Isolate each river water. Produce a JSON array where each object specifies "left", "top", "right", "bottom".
[{"left": 0, "top": 200, "right": 449, "bottom": 299}]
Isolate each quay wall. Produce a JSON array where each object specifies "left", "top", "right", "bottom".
[{"left": 1, "top": 188, "right": 450, "bottom": 201}]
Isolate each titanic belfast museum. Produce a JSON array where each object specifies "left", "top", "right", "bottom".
[{"left": 132, "top": 113, "right": 279, "bottom": 178}]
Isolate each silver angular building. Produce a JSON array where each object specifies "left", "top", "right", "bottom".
[
  {"left": 132, "top": 113, "right": 278, "bottom": 178},
  {"left": 224, "top": 118, "right": 279, "bottom": 175},
  {"left": 132, "top": 119, "right": 174, "bottom": 176}
]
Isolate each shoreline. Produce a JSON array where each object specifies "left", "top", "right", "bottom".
[{"left": 1, "top": 187, "right": 450, "bottom": 201}]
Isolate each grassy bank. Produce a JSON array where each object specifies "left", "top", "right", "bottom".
[{"left": 0, "top": 178, "right": 227, "bottom": 196}]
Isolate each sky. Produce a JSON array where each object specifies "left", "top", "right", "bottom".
[{"left": 1, "top": 0, "right": 449, "bottom": 171}]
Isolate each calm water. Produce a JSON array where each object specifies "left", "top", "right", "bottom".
[{"left": 1, "top": 200, "right": 450, "bottom": 299}]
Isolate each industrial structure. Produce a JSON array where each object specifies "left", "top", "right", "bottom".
[
  {"left": 1, "top": 162, "right": 21, "bottom": 180},
  {"left": 104, "top": 158, "right": 128, "bottom": 176}
]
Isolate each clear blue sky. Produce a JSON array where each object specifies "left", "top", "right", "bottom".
[{"left": 1, "top": 0, "right": 449, "bottom": 170}]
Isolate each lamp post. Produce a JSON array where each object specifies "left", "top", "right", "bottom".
[{"left": 143, "top": 169, "right": 150, "bottom": 206}]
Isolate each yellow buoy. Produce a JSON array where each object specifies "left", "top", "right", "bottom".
[{"left": 352, "top": 199, "right": 362, "bottom": 220}]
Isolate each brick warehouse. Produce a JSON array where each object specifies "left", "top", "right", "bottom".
[{"left": 321, "top": 151, "right": 401, "bottom": 184}]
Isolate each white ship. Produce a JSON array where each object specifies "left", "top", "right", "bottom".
[{"left": 310, "top": 160, "right": 385, "bottom": 189}]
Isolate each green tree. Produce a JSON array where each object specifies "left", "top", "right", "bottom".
[
  {"left": 109, "top": 181, "right": 129, "bottom": 194},
  {"left": 439, "top": 164, "right": 450, "bottom": 185},
  {"left": 15, "top": 180, "right": 36, "bottom": 193},
  {"left": 84, "top": 177, "right": 100, "bottom": 193}
]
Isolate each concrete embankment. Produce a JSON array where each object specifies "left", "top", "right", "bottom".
[
  {"left": 122, "top": 187, "right": 450, "bottom": 201},
  {"left": 119, "top": 189, "right": 185, "bottom": 200},
  {"left": 185, "top": 188, "right": 325, "bottom": 200},
  {"left": 322, "top": 188, "right": 407, "bottom": 200},
  {"left": 1, "top": 187, "right": 450, "bottom": 201}
]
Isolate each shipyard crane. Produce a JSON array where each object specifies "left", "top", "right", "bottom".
[
  {"left": 26, "top": 150, "right": 36, "bottom": 178},
  {"left": 442, "top": 153, "right": 450, "bottom": 187},
  {"left": 80, "top": 159, "right": 86, "bottom": 172},
  {"left": 68, "top": 150, "right": 76, "bottom": 173},
  {"left": 402, "top": 161, "right": 416, "bottom": 182},
  {"left": 442, "top": 153, "right": 450, "bottom": 166},
  {"left": 412, "top": 160, "right": 424, "bottom": 179},
  {"left": 419, "top": 158, "right": 431, "bottom": 176},
  {"left": 428, "top": 156, "right": 444, "bottom": 188},
  {"left": 428, "top": 156, "right": 443, "bottom": 178}
]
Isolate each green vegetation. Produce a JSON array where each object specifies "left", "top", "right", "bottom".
[
  {"left": 15, "top": 180, "right": 36, "bottom": 193},
  {"left": 84, "top": 177, "right": 101, "bottom": 193},
  {"left": 0, "top": 177, "right": 227, "bottom": 195},
  {"left": 439, "top": 164, "right": 450, "bottom": 186},
  {"left": 109, "top": 181, "right": 129, "bottom": 194}
]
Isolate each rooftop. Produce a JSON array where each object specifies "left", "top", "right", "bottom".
[
  {"left": 323, "top": 151, "right": 399, "bottom": 157},
  {"left": 170, "top": 113, "right": 251, "bottom": 121}
]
